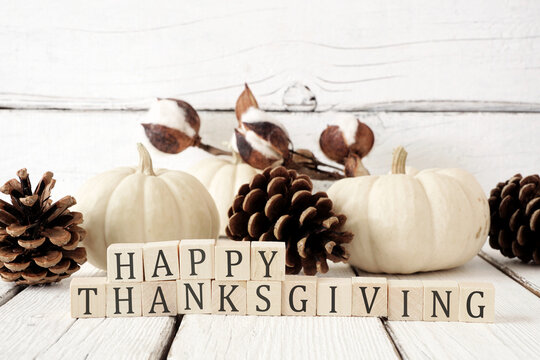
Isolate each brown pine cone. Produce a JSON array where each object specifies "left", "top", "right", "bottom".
[
  {"left": 488, "top": 174, "right": 540, "bottom": 263},
  {"left": 225, "top": 166, "right": 353, "bottom": 275},
  {"left": 0, "top": 169, "right": 87, "bottom": 285}
]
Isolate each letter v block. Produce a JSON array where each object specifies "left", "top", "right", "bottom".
[
  {"left": 250, "top": 242, "right": 285, "bottom": 281},
  {"left": 423, "top": 280, "right": 459, "bottom": 321},
  {"left": 459, "top": 282, "right": 495, "bottom": 323},
  {"left": 142, "top": 281, "right": 177, "bottom": 317},
  {"left": 143, "top": 241, "right": 180, "bottom": 281},
  {"left": 107, "top": 243, "right": 144, "bottom": 282},
  {"left": 388, "top": 280, "right": 423, "bottom": 321},
  {"left": 281, "top": 275, "right": 317, "bottom": 316},
  {"left": 211, "top": 280, "right": 247, "bottom": 315},
  {"left": 70, "top": 277, "right": 107, "bottom": 318},
  {"left": 215, "top": 240, "right": 250, "bottom": 281},
  {"left": 106, "top": 283, "right": 142, "bottom": 317},
  {"left": 179, "top": 239, "right": 215, "bottom": 279},
  {"left": 352, "top": 277, "right": 387, "bottom": 317},
  {"left": 177, "top": 279, "right": 212, "bottom": 314},
  {"left": 317, "top": 278, "right": 352, "bottom": 316}
]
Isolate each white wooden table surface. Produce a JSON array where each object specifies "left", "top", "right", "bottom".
[{"left": 1, "top": 1, "right": 540, "bottom": 359}]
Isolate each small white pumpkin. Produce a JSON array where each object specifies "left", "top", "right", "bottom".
[
  {"left": 189, "top": 153, "right": 258, "bottom": 235},
  {"left": 327, "top": 146, "right": 490, "bottom": 274},
  {"left": 75, "top": 144, "right": 219, "bottom": 269}
]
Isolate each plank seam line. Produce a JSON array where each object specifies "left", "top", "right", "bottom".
[
  {"left": 160, "top": 315, "right": 183, "bottom": 360},
  {"left": 0, "top": 285, "right": 26, "bottom": 307},
  {"left": 36, "top": 317, "right": 79, "bottom": 359},
  {"left": 479, "top": 251, "right": 540, "bottom": 298}
]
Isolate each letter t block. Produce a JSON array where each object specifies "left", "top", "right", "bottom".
[
  {"left": 70, "top": 277, "right": 107, "bottom": 318},
  {"left": 107, "top": 243, "right": 144, "bottom": 283}
]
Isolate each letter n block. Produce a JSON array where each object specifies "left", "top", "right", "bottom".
[
  {"left": 177, "top": 279, "right": 212, "bottom": 314},
  {"left": 143, "top": 241, "right": 180, "bottom": 281},
  {"left": 211, "top": 280, "right": 247, "bottom": 315},
  {"left": 281, "top": 275, "right": 317, "bottom": 316},
  {"left": 352, "top": 277, "right": 387, "bottom": 317},
  {"left": 107, "top": 243, "right": 144, "bottom": 282},
  {"left": 247, "top": 281, "right": 281, "bottom": 316},
  {"left": 459, "top": 282, "right": 495, "bottom": 323},
  {"left": 142, "top": 281, "right": 177, "bottom": 317},
  {"left": 214, "top": 240, "right": 250, "bottom": 281},
  {"left": 317, "top": 278, "right": 352, "bottom": 316},
  {"left": 70, "top": 277, "right": 107, "bottom": 318},
  {"left": 179, "top": 239, "right": 215, "bottom": 279},
  {"left": 388, "top": 280, "right": 423, "bottom": 321},
  {"left": 250, "top": 242, "right": 285, "bottom": 281},
  {"left": 423, "top": 280, "right": 459, "bottom": 321},
  {"left": 106, "top": 283, "right": 142, "bottom": 317}
]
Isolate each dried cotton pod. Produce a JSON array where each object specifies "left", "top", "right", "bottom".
[{"left": 235, "top": 83, "right": 259, "bottom": 124}]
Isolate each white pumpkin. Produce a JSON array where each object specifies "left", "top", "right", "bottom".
[
  {"left": 327, "top": 146, "right": 490, "bottom": 274},
  {"left": 75, "top": 144, "right": 219, "bottom": 269},
  {"left": 189, "top": 153, "right": 258, "bottom": 235}
]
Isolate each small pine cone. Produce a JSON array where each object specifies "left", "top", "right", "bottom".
[
  {"left": 0, "top": 169, "right": 87, "bottom": 285},
  {"left": 488, "top": 174, "right": 540, "bottom": 263},
  {"left": 225, "top": 166, "right": 353, "bottom": 275}
]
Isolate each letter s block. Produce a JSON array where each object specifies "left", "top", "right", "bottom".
[
  {"left": 179, "top": 239, "right": 215, "bottom": 279},
  {"left": 459, "top": 282, "right": 495, "bottom": 323},
  {"left": 70, "top": 277, "right": 107, "bottom": 318},
  {"left": 247, "top": 281, "right": 281, "bottom": 316},
  {"left": 214, "top": 240, "right": 250, "bottom": 281},
  {"left": 107, "top": 243, "right": 144, "bottom": 283},
  {"left": 281, "top": 275, "right": 317, "bottom": 316}
]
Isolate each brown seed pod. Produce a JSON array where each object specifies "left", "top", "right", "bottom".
[{"left": 235, "top": 83, "right": 259, "bottom": 125}]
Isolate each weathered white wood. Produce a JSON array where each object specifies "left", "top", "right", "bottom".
[
  {"left": 168, "top": 263, "right": 399, "bottom": 359},
  {"left": 357, "top": 257, "right": 540, "bottom": 359},
  {"left": 1, "top": 0, "right": 540, "bottom": 111}
]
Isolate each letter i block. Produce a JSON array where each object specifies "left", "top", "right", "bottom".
[
  {"left": 211, "top": 280, "right": 247, "bottom": 315},
  {"left": 70, "top": 277, "right": 107, "bottom": 318},
  {"left": 281, "top": 275, "right": 317, "bottom": 316},
  {"left": 423, "top": 280, "right": 459, "bottom": 321},
  {"left": 317, "top": 278, "right": 352, "bottom": 316},
  {"left": 106, "top": 283, "right": 142, "bottom": 317},
  {"left": 107, "top": 243, "right": 144, "bottom": 282},
  {"left": 247, "top": 281, "right": 281, "bottom": 316},
  {"left": 177, "top": 279, "right": 212, "bottom": 314},
  {"left": 143, "top": 241, "right": 180, "bottom": 281},
  {"left": 388, "top": 280, "right": 423, "bottom": 321},
  {"left": 215, "top": 240, "right": 250, "bottom": 281},
  {"left": 352, "top": 277, "right": 387, "bottom": 317},
  {"left": 250, "top": 242, "right": 285, "bottom": 281},
  {"left": 179, "top": 239, "right": 215, "bottom": 279},
  {"left": 459, "top": 282, "right": 495, "bottom": 323},
  {"left": 142, "top": 281, "right": 177, "bottom": 317}
]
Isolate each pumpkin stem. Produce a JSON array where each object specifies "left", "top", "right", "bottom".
[
  {"left": 137, "top": 143, "right": 156, "bottom": 176},
  {"left": 391, "top": 146, "right": 408, "bottom": 174}
]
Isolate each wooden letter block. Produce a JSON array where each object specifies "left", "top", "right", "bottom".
[
  {"left": 281, "top": 275, "right": 317, "bottom": 316},
  {"left": 423, "top": 280, "right": 459, "bottom": 322},
  {"left": 214, "top": 240, "right": 250, "bottom": 281},
  {"left": 179, "top": 239, "right": 215, "bottom": 280},
  {"left": 107, "top": 243, "right": 144, "bottom": 283},
  {"left": 459, "top": 282, "right": 495, "bottom": 323},
  {"left": 142, "top": 281, "right": 177, "bottom": 317},
  {"left": 177, "top": 279, "right": 212, "bottom": 314},
  {"left": 143, "top": 241, "right": 180, "bottom": 282},
  {"left": 70, "top": 277, "right": 107, "bottom": 318},
  {"left": 211, "top": 280, "right": 247, "bottom": 315},
  {"left": 250, "top": 241, "right": 285, "bottom": 281},
  {"left": 247, "top": 281, "right": 281, "bottom": 316},
  {"left": 388, "top": 280, "right": 423, "bottom": 321},
  {"left": 106, "top": 283, "right": 142, "bottom": 317},
  {"left": 352, "top": 277, "right": 387, "bottom": 317},
  {"left": 317, "top": 278, "right": 352, "bottom": 316}
]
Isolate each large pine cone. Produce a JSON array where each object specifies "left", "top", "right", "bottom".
[
  {"left": 0, "top": 169, "right": 87, "bottom": 285},
  {"left": 225, "top": 166, "right": 353, "bottom": 275},
  {"left": 488, "top": 174, "right": 540, "bottom": 263}
]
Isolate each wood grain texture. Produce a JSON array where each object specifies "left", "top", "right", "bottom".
[{"left": 1, "top": 0, "right": 540, "bottom": 111}]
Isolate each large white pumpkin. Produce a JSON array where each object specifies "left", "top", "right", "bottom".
[
  {"left": 189, "top": 154, "right": 258, "bottom": 235},
  {"left": 327, "top": 147, "right": 490, "bottom": 274},
  {"left": 75, "top": 144, "right": 219, "bottom": 269}
]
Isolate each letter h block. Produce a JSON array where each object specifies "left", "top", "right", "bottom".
[{"left": 107, "top": 243, "right": 144, "bottom": 283}]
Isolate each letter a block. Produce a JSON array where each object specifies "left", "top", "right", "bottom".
[
  {"left": 215, "top": 240, "right": 250, "bottom": 281},
  {"left": 179, "top": 239, "right": 215, "bottom": 279},
  {"left": 107, "top": 243, "right": 144, "bottom": 283},
  {"left": 388, "top": 280, "right": 423, "bottom": 321},
  {"left": 247, "top": 281, "right": 281, "bottom": 316},
  {"left": 177, "top": 279, "right": 212, "bottom": 314},
  {"left": 281, "top": 275, "right": 317, "bottom": 316},
  {"left": 143, "top": 241, "right": 180, "bottom": 282},
  {"left": 70, "top": 277, "right": 107, "bottom": 318},
  {"left": 211, "top": 280, "right": 247, "bottom": 315},
  {"left": 317, "top": 278, "right": 352, "bottom": 316},
  {"left": 106, "top": 283, "right": 142, "bottom": 317},
  {"left": 423, "top": 280, "right": 459, "bottom": 322},
  {"left": 459, "top": 282, "right": 495, "bottom": 323},
  {"left": 250, "top": 242, "right": 285, "bottom": 281},
  {"left": 352, "top": 277, "right": 387, "bottom": 317},
  {"left": 142, "top": 281, "right": 177, "bottom": 317}
]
